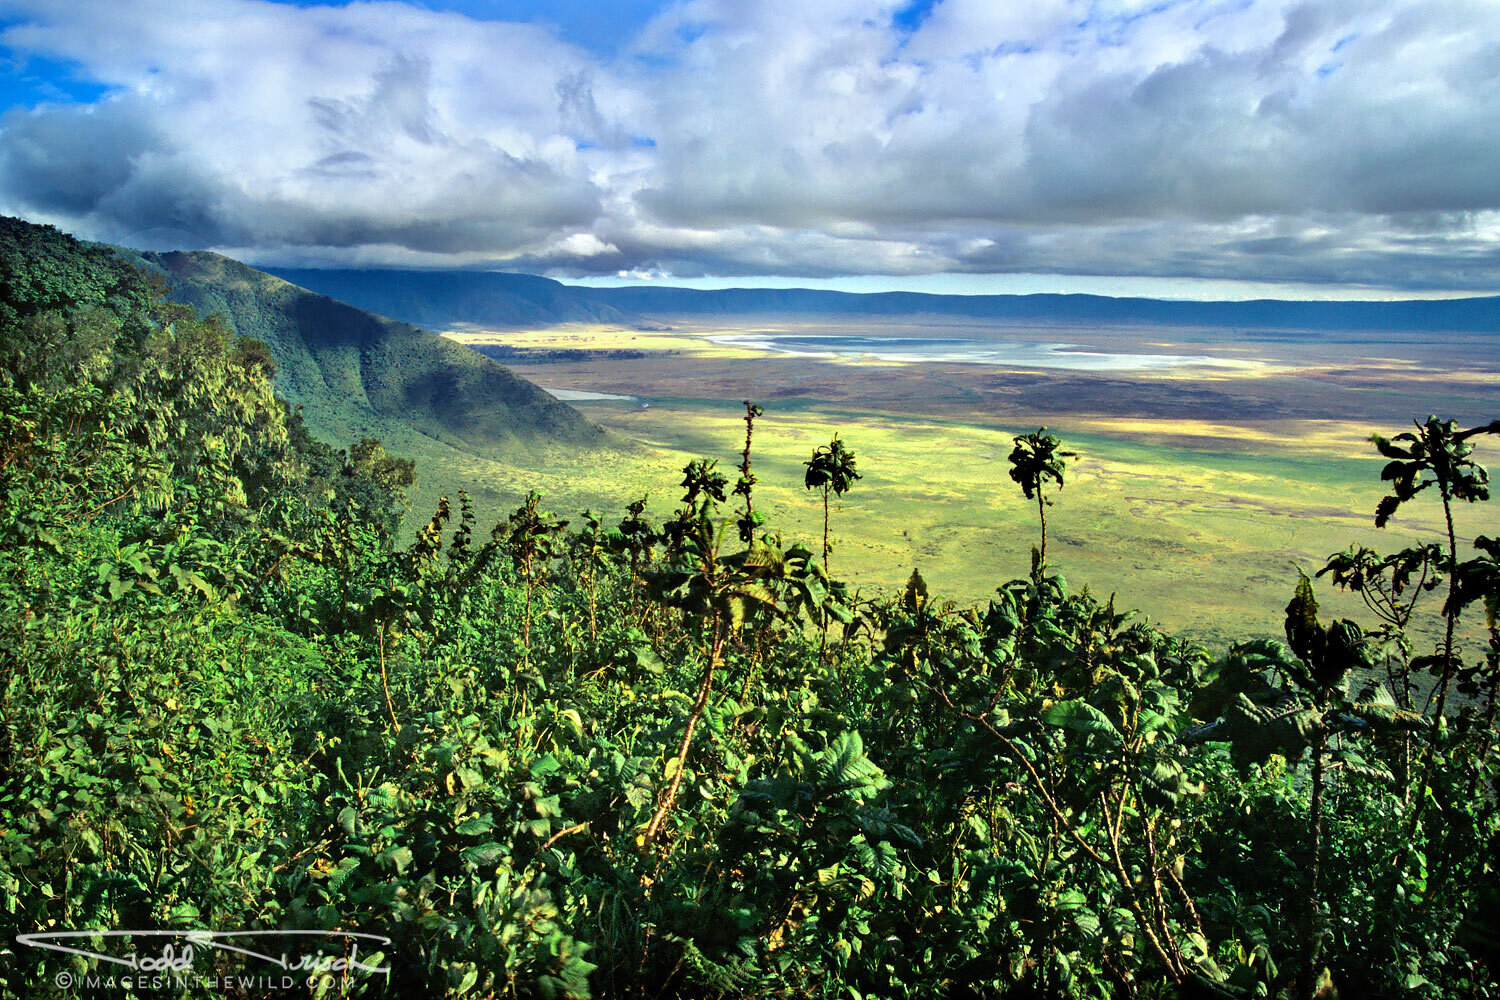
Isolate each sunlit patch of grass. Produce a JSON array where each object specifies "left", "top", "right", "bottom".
[
  {"left": 417, "top": 318, "right": 1498, "bottom": 649},
  {"left": 394, "top": 394, "right": 1492, "bottom": 651},
  {"left": 441, "top": 324, "right": 766, "bottom": 358},
  {"left": 1065, "top": 418, "right": 1365, "bottom": 454}
]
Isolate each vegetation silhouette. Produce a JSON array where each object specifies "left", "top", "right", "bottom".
[{"left": 1008, "top": 426, "right": 1077, "bottom": 573}]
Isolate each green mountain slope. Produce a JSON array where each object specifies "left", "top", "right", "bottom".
[{"left": 137, "top": 250, "right": 605, "bottom": 453}]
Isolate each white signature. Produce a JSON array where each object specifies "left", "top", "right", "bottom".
[{"left": 15, "top": 929, "right": 392, "bottom": 977}]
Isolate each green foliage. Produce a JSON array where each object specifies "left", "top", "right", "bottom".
[
  {"left": 803, "top": 435, "right": 860, "bottom": 567},
  {"left": 1008, "top": 426, "right": 1078, "bottom": 569},
  {"left": 734, "top": 401, "right": 766, "bottom": 543},
  {"left": 1365, "top": 413, "right": 1500, "bottom": 733},
  {"left": 1, "top": 215, "right": 1497, "bottom": 999},
  {"left": 1007, "top": 427, "right": 1074, "bottom": 503},
  {"left": 0, "top": 216, "right": 151, "bottom": 325},
  {"left": 1371, "top": 415, "right": 1498, "bottom": 529},
  {"left": 803, "top": 434, "right": 861, "bottom": 499}
]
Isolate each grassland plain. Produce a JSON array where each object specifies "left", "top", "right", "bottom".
[{"left": 410, "top": 319, "right": 1498, "bottom": 649}]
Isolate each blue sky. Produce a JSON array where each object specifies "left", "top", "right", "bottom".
[
  {"left": 265, "top": 0, "right": 671, "bottom": 56},
  {"left": 1, "top": 0, "right": 1497, "bottom": 298},
  {"left": 0, "top": 43, "right": 105, "bottom": 108}
]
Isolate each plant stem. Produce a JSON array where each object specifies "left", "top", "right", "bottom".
[
  {"left": 586, "top": 566, "right": 598, "bottom": 641},
  {"left": 379, "top": 619, "right": 400, "bottom": 733},
  {"left": 522, "top": 554, "right": 534, "bottom": 672},
  {"left": 822, "top": 486, "right": 831, "bottom": 572},
  {"left": 1430, "top": 483, "right": 1459, "bottom": 722},
  {"left": 740, "top": 401, "right": 757, "bottom": 537},
  {"left": 1401, "top": 483, "right": 1463, "bottom": 845},
  {"left": 820, "top": 486, "right": 832, "bottom": 667},
  {"left": 644, "top": 620, "right": 723, "bottom": 843},
  {"left": 1300, "top": 733, "right": 1326, "bottom": 1000},
  {"left": 1037, "top": 489, "right": 1048, "bottom": 569}
]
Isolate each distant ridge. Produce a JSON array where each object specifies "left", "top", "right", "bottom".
[
  {"left": 266, "top": 267, "right": 1500, "bottom": 334},
  {"left": 582, "top": 286, "right": 1500, "bottom": 334},
  {"left": 268, "top": 267, "right": 645, "bottom": 331},
  {"left": 141, "top": 252, "right": 605, "bottom": 453}
]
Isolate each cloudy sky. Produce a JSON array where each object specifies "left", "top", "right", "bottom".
[{"left": 1, "top": 0, "right": 1497, "bottom": 298}]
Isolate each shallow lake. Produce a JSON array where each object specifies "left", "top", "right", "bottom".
[
  {"left": 540, "top": 387, "right": 637, "bottom": 401},
  {"left": 707, "top": 333, "right": 1252, "bottom": 372}
]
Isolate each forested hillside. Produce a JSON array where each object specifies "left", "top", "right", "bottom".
[
  {"left": 137, "top": 248, "right": 605, "bottom": 453},
  {"left": 1, "top": 216, "right": 1498, "bottom": 999}
]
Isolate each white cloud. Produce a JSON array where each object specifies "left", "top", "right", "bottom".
[
  {"left": 0, "top": 0, "right": 1497, "bottom": 290},
  {"left": 0, "top": 0, "right": 614, "bottom": 252}
]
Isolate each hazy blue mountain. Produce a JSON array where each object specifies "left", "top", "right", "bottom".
[
  {"left": 268, "top": 268, "right": 644, "bottom": 331},
  {"left": 582, "top": 285, "right": 1500, "bottom": 333},
  {"left": 266, "top": 267, "right": 1500, "bottom": 334}
]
